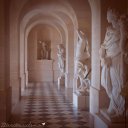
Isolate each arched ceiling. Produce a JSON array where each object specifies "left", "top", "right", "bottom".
[
  {"left": 19, "top": 0, "right": 78, "bottom": 27},
  {"left": 19, "top": 0, "right": 78, "bottom": 44},
  {"left": 25, "top": 19, "right": 66, "bottom": 44}
]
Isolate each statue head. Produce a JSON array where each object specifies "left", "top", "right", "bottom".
[
  {"left": 57, "top": 44, "right": 64, "bottom": 50},
  {"left": 107, "top": 8, "right": 119, "bottom": 28}
]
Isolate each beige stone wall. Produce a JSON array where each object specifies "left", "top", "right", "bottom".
[
  {"left": 9, "top": 0, "right": 27, "bottom": 111},
  {"left": 0, "top": 0, "right": 5, "bottom": 91},
  {"left": 0, "top": 0, "right": 12, "bottom": 123}
]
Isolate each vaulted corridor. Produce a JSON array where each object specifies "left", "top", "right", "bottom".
[
  {"left": 1, "top": 0, "right": 128, "bottom": 128},
  {"left": 10, "top": 83, "right": 93, "bottom": 128}
]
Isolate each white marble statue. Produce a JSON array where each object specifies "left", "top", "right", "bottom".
[
  {"left": 99, "top": 9, "right": 128, "bottom": 117},
  {"left": 75, "top": 30, "right": 90, "bottom": 61},
  {"left": 57, "top": 44, "right": 65, "bottom": 76},
  {"left": 75, "top": 30, "right": 91, "bottom": 96}
]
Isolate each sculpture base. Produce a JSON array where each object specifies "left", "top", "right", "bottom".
[
  {"left": 100, "top": 108, "right": 127, "bottom": 123},
  {"left": 94, "top": 113, "right": 128, "bottom": 128},
  {"left": 58, "top": 76, "right": 65, "bottom": 89},
  {"left": 73, "top": 92, "right": 89, "bottom": 110}
]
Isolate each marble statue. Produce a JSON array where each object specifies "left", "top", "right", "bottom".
[
  {"left": 75, "top": 30, "right": 90, "bottom": 61},
  {"left": 38, "top": 41, "right": 50, "bottom": 60},
  {"left": 40, "top": 41, "right": 49, "bottom": 59},
  {"left": 57, "top": 44, "right": 65, "bottom": 76},
  {"left": 75, "top": 30, "right": 91, "bottom": 96},
  {"left": 99, "top": 9, "right": 128, "bottom": 117}
]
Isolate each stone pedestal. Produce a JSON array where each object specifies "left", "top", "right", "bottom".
[
  {"left": 65, "top": 87, "right": 73, "bottom": 103},
  {"left": 29, "top": 60, "right": 54, "bottom": 82},
  {"left": 94, "top": 108, "right": 128, "bottom": 128},
  {"left": 94, "top": 113, "right": 127, "bottom": 128},
  {"left": 58, "top": 76, "right": 65, "bottom": 89},
  {"left": 100, "top": 109, "right": 127, "bottom": 123},
  {"left": 73, "top": 92, "right": 89, "bottom": 110}
]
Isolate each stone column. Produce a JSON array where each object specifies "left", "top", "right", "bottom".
[
  {"left": 65, "top": 27, "right": 74, "bottom": 102},
  {"left": 20, "top": 27, "right": 25, "bottom": 93},
  {"left": 25, "top": 35, "right": 28, "bottom": 88},
  {"left": 89, "top": 2, "right": 101, "bottom": 114},
  {"left": 65, "top": 28, "right": 74, "bottom": 89}
]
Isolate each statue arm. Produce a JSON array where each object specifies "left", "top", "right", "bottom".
[{"left": 76, "top": 30, "right": 83, "bottom": 41}]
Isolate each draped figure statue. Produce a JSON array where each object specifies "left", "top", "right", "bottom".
[
  {"left": 57, "top": 44, "right": 65, "bottom": 76},
  {"left": 99, "top": 9, "right": 128, "bottom": 117}
]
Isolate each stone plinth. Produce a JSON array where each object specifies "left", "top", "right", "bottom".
[
  {"left": 94, "top": 113, "right": 127, "bottom": 128},
  {"left": 94, "top": 108, "right": 128, "bottom": 128},
  {"left": 65, "top": 87, "right": 73, "bottom": 103},
  {"left": 29, "top": 60, "right": 54, "bottom": 82},
  {"left": 73, "top": 92, "right": 89, "bottom": 110},
  {"left": 100, "top": 109, "right": 127, "bottom": 123}
]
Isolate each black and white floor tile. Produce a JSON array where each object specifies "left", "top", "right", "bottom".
[{"left": 10, "top": 82, "right": 93, "bottom": 128}]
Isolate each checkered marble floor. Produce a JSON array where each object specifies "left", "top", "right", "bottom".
[{"left": 11, "top": 82, "right": 93, "bottom": 128}]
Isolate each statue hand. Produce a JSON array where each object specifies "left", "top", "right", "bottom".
[{"left": 99, "top": 47, "right": 105, "bottom": 59}]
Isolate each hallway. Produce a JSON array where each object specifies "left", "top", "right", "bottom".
[{"left": 10, "top": 83, "right": 93, "bottom": 128}]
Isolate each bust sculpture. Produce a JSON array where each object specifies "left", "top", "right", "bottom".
[
  {"left": 99, "top": 9, "right": 128, "bottom": 117},
  {"left": 75, "top": 30, "right": 91, "bottom": 96}
]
